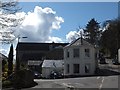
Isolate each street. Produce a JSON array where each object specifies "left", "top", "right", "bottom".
[
  {"left": 22, "top": 59, "right": 120, "bottom": 90},
  {"left": 22, "top": 75, "right": 119, "bottom": 90}
]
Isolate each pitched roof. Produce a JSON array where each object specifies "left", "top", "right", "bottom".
[
  {"left": 42, "top": 60, "right": 63, "bottom": 68},
  {"left": 22, "top": 53, "right": 44, "bottom": 61},
  {"left": 16, "top": 42, "right": 68, "bottom": 51},
  {"left": 66, "top": 37, "right": 93, "bottom": 47},
  {"left": 45, "top": 47, "right": 64, "bottom": 60}
]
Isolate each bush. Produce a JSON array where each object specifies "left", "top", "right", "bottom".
[
  {"left": 2, "top": 72, "right": 8, "bottom": 78},
  {"left": 2, "top": 77, "right": 6, "bottom": 81},
  {"left": 2, "top": 80, "right": 12, "bottom": 88},
  {"left": 12, "top": 69, "right": 37, "bottom": 89},
  {"left": 2, "top": 69, "right": 38, "bottom": 89}
]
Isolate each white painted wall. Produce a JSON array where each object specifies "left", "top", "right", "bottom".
[
  {"left": 64, "top": 45, "right": 96, "bottom": 76},
  {"left": 118, "top": 49, "right": 120, "bottom": 63}
]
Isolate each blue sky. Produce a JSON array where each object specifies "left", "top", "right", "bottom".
[
  {"left": 19, "top": 2, "right": 118, "bottom": 40},
  {"left": 0, "top": 2, "right": 118, "bottom": 56}
]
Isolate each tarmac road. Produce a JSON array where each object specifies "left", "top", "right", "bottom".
[{"left": 22, "top": 75, "right": 119, "bottom": 90}]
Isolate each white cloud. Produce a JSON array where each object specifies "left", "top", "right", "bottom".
[
  {"left": 48, "top": 36, "right": 63, "bottom": 43},
  {"left": 66, "top": 29, "right": 84, "bottom": 43},
  {"left": 15, "top": 6, "right": 64, "bottom": 43},
  {"left": 0, "top": 6, "right": 64, "bottom": 59}
]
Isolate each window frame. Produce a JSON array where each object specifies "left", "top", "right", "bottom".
[
  {"left": 85, "top": 48, "right": 90, "bottom": 57},
  {"left": 73, "top": 64, "right": 79, "bottom": 74},
  {"left": 73, "top": 48, "right": 80, "bottom": 58},
  {"left": 66, "top": 49, "right": 70, "bottom": 58},
  {"left": 66, "top": 64, "right": 69, "bottom": 74}
]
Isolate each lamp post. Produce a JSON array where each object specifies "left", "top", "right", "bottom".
[
  {"left": 16, "top": 36, "right": 27, "bottom": 71},
  {"left": 18, "top": 36, "right": 28, "bottom": 43}
]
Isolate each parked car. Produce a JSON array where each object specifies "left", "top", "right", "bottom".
[
  {"left": 34, "top": 71, "right": 42, "bottom": 79},
  {"left": 49, "top": 71, "right": 63, "bottom": 79},
  {"left": 112, "top": 55, "right": 120, "bottom": 65},
  {"left": 112, "top": 58, "right": 120, "bottom": 65}
]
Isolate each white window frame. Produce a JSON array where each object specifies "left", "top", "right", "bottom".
[
  {"left": 73, "top": 48, "right": 79, "bottom": 58},
  {"left": 85, "top": 48, "right": 90, "bottom": 57}
]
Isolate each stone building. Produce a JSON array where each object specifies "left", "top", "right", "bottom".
[{"left": 16, "top": 42, "right": 68, "bottom": 73}]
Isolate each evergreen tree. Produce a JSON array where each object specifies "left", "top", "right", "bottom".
[
  {"left": 100, "top": 18, "right": 120, "bottom": 58},
  {"left": 8, "top": 44, "right": 13, "bottom": 76},
  {"left": 84, "top": 18, "right": 101, "bottom": 46}
]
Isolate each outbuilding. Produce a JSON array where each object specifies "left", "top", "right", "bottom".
[{"left": 42, "top": 60, "right": 64, "bottom": 78}]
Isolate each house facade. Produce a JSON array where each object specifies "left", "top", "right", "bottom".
[{"left": 64, "top": 38, "right": 97, "bottom": 76}]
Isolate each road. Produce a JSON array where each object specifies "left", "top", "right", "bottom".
[
  {"left": 22, "top": 59, "right": 120, "bottom": 90},
  {"left": 22, "top": 75, "right": 119, "bottom": 90}
]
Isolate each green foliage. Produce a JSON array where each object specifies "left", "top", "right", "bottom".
[
  {"left": 100, "top": 18, "right": 120, "bottom": 58},
  {"left": 84, "top": 18, "right": 101, "bottom": 45},
  {"left": 2, "top": 80, "right": 12, "bottom": 88}
]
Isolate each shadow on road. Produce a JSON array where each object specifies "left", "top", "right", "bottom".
[
  {"left": 96, "top": 69, "right": 120, "bottom": 76},
  {"left": 63, "top": 69, "right": 120, "bottom": 79}
]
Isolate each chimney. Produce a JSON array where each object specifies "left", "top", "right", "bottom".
[{"left": 80, "top": 31, "right": 83, "bottom": 45}]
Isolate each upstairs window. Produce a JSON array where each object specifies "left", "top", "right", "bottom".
[
  {"left": 66, "top": 50, "right": 69, "bottom": 58},
  {"left": 85, "top": 49, "right": 90, "bottom": 57},
  {"left": 73, "top": 48, "right": 79, "bottom": 58}
]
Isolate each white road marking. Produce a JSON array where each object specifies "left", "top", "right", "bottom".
[
  {"left": 99, "top": 77, "right": 105, "bottom": 90},
  {"left": 75, "top": 83, "right": 84, "bottom": 86},
  {"left": 97, "top": 77, "right": 100, "bottom": 79},
  {"left": 99, "top": 84, "right": 103, "bottom": 89},
  {"left": 62, "top": 83, "right": 74, "bottom": 88},
  {"left": 101, "top": 77, "right": 104, "bottom": 83}
]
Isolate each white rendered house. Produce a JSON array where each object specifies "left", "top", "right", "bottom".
[{"left": 64, "top": 38, "right": 97, "bottom": 76}]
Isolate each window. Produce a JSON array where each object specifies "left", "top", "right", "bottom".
[
  {"left": 73, "top": 48, "right": 79, "bottom": 58},
  {"left": 66, "top": 50, "right": 69, "bottom": 58},
  {"left": 85, "top": 49, "right": 90, "bottom": 57},
  {"left": 66, "top": 64, "right": 69, "bottom": 73},
  {"left": 73, "top": 64, "right": 79, "bottom": 74},
  {"left": 85, "top": 64, "right": 90, "bottom": 73}
]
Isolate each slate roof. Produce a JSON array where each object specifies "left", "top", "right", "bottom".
[
  {"left": 45, "top": 47, "right": 64, "bottom": 60},
  {"left": 42, "top": 60, "right": 64, "bottom": 68},
  {"left": 16, "top": 42, "right": 68, "bottom": 51},
  {"left": 66, "top": 37, "right": 93, "bottom": 47},
  {"left": 22, "top": 53, "right": 44, "bottom": 61}
]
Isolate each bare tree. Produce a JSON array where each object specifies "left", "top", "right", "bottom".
[
  {"left": 0, "top": 0, "right": 24, "bottom": 44},
  {"left": 0, "top": 0, "right": 21, "bottom": 14}
]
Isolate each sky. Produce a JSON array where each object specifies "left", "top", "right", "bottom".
[
  {"left": 18, "top": 2, "right": 118, "bottom": 42},
  {"left": 0, "top": 2, "right": 118, "bottom": 57}
]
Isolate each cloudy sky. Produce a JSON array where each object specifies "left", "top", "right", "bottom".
[{"left": 0, "top": 2, "right": 118, "bottom": 57}]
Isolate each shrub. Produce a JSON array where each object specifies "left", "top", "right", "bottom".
[{"left": 2, "top": 80, "right": 12, "bottom": 88}]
